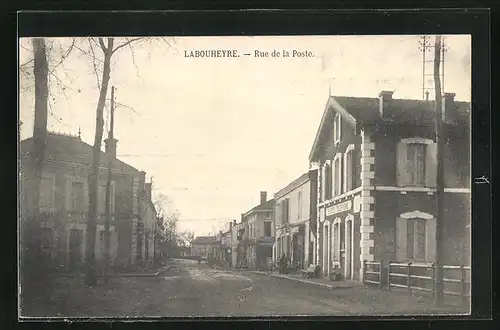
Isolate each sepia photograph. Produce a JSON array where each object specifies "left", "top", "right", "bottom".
[{"left": 18, "top": 34, "right": 471, "bottom": 318}]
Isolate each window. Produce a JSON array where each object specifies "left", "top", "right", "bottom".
[
  {"left": 98, "top": 182, "right": 115, "bottom": 214},
  {"left": 39, "top": 176, "right": 54, "bottom": 208},
  {"left": 407, "top": 143, "right": 426, "bottom": 186},
  {"left": 334, "top": 113, "right": 341, "bottom": 143},
  {"left": 324, "top": 163, "right": 332, "bottom": 200},
  {"left": 264, "top": 221, "right": 272, "bottom": 237},
  {"left": 333, "top": 156, "right": 342, "bottom": 196},
  {"left": 72, "top": 182, "right": 85, "bottom": 212},
  {"left": 298, "top": 190, "right": 303, "bottom": 219},
  {"left": 344, "top": 148, "right": 354, "bottom": 192},
  {"left": 281, "top": 198, "right": 290, "bottom": 224},
  {"left": 406, "top": 218, "right": 427, "bottom": 261}
]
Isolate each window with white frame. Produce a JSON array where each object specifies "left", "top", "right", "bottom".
[
  {"left": 397, "top": 138, "right": 436, "bottom": 188},
  {"left": 344, "top": 146, "right": 354, "bottom": 192},
  {"left": 333, "top": 156, "right": 342, "bottom": 196},
  {"left": 396, "top": 211, "right": 436, "bottom": 263},
  {"left": 407, "top": 218, "right": 426, "bottom": 261},
  {"left": 334, "top": 113, "right": 341, "bottom": 143}
]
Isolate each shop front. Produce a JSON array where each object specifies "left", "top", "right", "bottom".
[{"left": 319, "top": 196, "right": 361, "bottom": 280}]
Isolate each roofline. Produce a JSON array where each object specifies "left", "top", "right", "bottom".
[
  {"left": 308, "top": 96, "right": 358, "bottom": 162},
  {"left": 242, "top": 199, "right": 275, "bottom": 218},
  {"left": 274, "top": 172, "right": 310, "bottom": 200}
]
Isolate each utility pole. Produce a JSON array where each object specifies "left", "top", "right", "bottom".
[
  {"left": 104, "top": 86, "right": 115, "bottom": 284},
  {"left": 433, "top": 35, "right": 445, "bottom": 307}
]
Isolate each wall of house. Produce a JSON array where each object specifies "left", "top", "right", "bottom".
[{"left": 373, "top": 191, "right": 470, "bottom": 266}]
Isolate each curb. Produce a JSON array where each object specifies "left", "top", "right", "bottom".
[{"left": 250, "top": 271, "right": 355, "bottom": 290}]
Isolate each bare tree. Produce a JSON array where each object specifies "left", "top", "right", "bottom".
[{"left": 22, "top": 38, "right": 48, "bottom": 286}]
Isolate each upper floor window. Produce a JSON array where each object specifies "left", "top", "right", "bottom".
[
  {"left": 72, "top": 182, "right": 85, "bottom": 212},
  {"left": 407, "top": 143, "right": 426, "bottom": 186},
  {"left": 297, "top": 190, "right": 303, "bottom": 219},
  {"left": 334, "top": 113, "right": 342, "bottom": 144},
  {"left": 344, "top": 145, "right": 355, "bottom": 192},
  {"left": 39, "top": 175, "right": 55, "bottom": 208},
  {"left": 324, "top": 163, "right": 332, "bottom": 200},
  {"left": 281, "top": 198, "right": 290, "bottom": 224},
  {"left": 264, "top": 221, "right": 272, "bottom": 237},
  {"left": 333, "top": 155, "right": 342, "bottom": 196},
  {"left": 397, "top": 138, "right": 436, "bottom": 188},
  {"left": 98, "top": 182, "right": 116, "bottom": 214}
]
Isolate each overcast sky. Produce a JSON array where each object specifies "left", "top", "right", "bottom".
[{"left": 19, "top": 35, "right": 471, "bottom": 236}]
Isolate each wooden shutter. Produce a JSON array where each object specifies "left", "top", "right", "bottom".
[
  {"left": 396, "top": 142, "right": 410, "bottom": 186},
  {"left": 340, "top": 156, "right": 344, "bottom": 193},
  {"left": 426, "top": 142, "right": 437, "bottom": 188},
  {"left": 396, "top": 218, "right": 407, "bottom": 261}
]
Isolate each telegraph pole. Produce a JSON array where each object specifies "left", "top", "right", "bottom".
[
  {"left": 433, "top": 36, "right": 445, "bottom": 307},
  {"left": 104, "top": 86, "right": 115, "bottom": 284}
]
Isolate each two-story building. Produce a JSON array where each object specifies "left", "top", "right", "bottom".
[
  {"left": 19, "top": 131, "right": 151, "bottom": 271},
  {"left": 309, "top": 91, "right": 470, "bottom": 281},
  {"left": 240, "top": 192, "right": 275, "bottom": 270},
  {"left": 274, "top": 172, "right": 314, "bottom": 270}
]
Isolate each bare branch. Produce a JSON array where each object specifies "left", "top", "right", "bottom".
[
  {"left": 114, "top": 101, "right": 142, "bottom": 117},
  {"left": 98, "top": 37, "right": 107, "bottom": 52},
  {"left": 88, "top": 39, "right": 102, "bottom": 90},
  {"left": 127, "top": 41, "right": 141, "bottom": 78},
  {"left": 111, "top": 37, "right": 145, "bottom": 55}
]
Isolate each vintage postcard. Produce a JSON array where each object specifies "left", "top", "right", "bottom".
[{"left": 18, "top": 34, "right": 471, "bottom": 318}]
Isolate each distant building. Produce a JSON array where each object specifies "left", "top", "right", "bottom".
[
  {"left": 19, "top": 131, "right": 153, "bottom": 271},
  {"left": 240, "top": 191, "right": 275, "bottom": 270},
  {"left": 309, "top": 91, "right": 471, "bottom": 281},
  {"left": 274, "top": 172, "right": 316, "bottom": 270},
  {"left": 191, "top": 236, "right": 219, "bottom": 258}
]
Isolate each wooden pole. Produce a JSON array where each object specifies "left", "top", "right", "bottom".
[
  {"left": 104, "top": 86, "right": 115, "bottom": 283},
  {"left": 433, "top": 35, "right": 445, "bottom": 307}
]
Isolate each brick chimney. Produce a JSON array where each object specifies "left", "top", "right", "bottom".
[
  {"left": 260, "top": 191, "right": 267, "bottom": 205},
  {"left": 104, "top": 137, "right": 118, "bottom": 159},
  {"left": 139, "top": 171, "right": 146, "bottom": 197},
  {"left": 378, "top": 90, "right": 394, "bottom": 119},
  {"left": 442, "top": 92, "right": 456, "bottom": 122}
]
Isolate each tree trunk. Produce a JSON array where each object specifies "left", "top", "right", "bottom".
[
  {"left": 433, "top": 35, "right": 445, "bottom": 307},
  {"left": 85, "top": 38, "right": 114, "bottom": 285},
  {"left": 22, "top": 38, "right": 49, "bottom": 287}
]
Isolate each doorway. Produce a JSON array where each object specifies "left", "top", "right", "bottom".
[
  {"left": 69, "top": 229, "right": 83, "bottom": 267},
  {"left": 345, "top": 219, "right": 353, "bottom": 279}
]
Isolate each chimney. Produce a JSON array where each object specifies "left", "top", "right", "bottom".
[
  {"left": 442, "top": 92, "right": 456, "bottom": 122},
  {"left": 233, "top": 220, "right": 237, "bottom": 226},
  {"left": 260, "top": 191, "right": 267, "bottom": 205},
  {"left": 378, "top": 90, "right": 394, "bottom": 119},
  {"left": 145, "top": 182, "right": 152, "bottom": 200},
  {"left": 104, "top": 137, "right": 118, "bottom": 159},
  {"left": 139, "top": 171, "right": 146, "bottom": 197}
]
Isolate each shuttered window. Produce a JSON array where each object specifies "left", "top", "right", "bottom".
[
  {"left": 333, "top": 157, "right": 342, "bottom": 196},
  {"left": 324, "top": 163, "right": 332, "bottom": 200},
  {"left": 397, "top": 139, "right": 436, "bottom": 187},
  {"left": 407, "top": 143, "right": 426, "bottom": 186},
  {"left": 406, "top": 218, "right": 427, "bottom": 261},
  {"left": 345, "top": 150, "right": 354, "bottom": 192}
]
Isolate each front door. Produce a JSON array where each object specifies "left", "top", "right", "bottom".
[{"left": 69, "top": 229, "right": 83, "bottom": 267}]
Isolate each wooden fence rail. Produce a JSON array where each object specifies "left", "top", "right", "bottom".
[{"left": 362, "top": 260, "right": 470, "bottom": 306}]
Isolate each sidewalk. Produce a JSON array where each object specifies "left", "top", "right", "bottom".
[{"left": 250, "top": 270, "right": 360, "bottom": 290}]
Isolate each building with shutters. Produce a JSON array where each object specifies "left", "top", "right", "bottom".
[
  {"left": 19, "top": 131, "right": 153, "bottom": 271},
  {"left": 308, "top": 91, "right": 471, "bottom": 282},
  {"left": 274, "top": 172, "right": 317, "bottom": 270},
  {"left": 238, "top": 192, "right": 275, "bottom": 270}
]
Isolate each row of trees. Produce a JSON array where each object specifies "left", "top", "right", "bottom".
[{"left": 20, "top": 37, "right": 177, "bottom": 286}]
